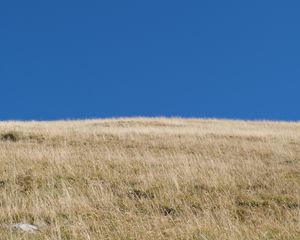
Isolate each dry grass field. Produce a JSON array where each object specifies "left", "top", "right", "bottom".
[{"left": 0, "top": 118, "right": 299, "bottom": 240}]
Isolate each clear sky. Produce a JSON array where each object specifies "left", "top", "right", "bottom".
[{"left": 0, "top": 1, "right": 299, "bottom": 121}]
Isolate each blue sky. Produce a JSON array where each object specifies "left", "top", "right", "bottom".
[{"left": 0, "top": 1, "right": 299, "bottom": 120}]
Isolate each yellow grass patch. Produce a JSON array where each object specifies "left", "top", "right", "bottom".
[{"left": 0, "top": 118, "right": 299, "bottom": 239}]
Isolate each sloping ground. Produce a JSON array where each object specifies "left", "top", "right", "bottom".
[{"left": 0, "top": 118, "right": 299, "bottom": 240}]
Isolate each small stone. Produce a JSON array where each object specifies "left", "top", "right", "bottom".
[{"left": 11, "top": 223, "right": 38, "bottom": 233}]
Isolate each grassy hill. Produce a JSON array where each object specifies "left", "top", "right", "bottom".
[{"left": 0, "top": 118, "right": 299, "bottom": 239}]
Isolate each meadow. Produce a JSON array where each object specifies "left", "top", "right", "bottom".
[{"left": 0, "top": 118, "right": 299, "bottom": 239}]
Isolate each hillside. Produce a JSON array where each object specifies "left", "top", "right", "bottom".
[{"left": 0, "top": 118, "right": 299, "bottom": 240}]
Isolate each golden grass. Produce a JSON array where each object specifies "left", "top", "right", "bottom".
[{"left": 0, "top": 118, "right": 299, "bottom": 240}]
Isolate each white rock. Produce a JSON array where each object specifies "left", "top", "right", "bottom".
[{"left": 11, "top": 223, "right": 38, "bottom": 233}]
